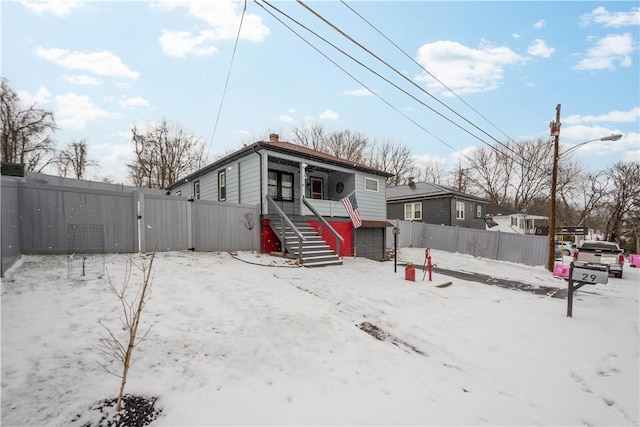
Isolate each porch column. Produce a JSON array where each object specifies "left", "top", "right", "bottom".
[{"left": 300, "top": 162, "right": 308, "bottom": 215}]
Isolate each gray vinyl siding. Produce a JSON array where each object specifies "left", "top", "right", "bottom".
[
  {"left": 239, "top": 154, "right": 261, "bottom": 206},
  {"left": 425, "top": 198, "right": 451, "bottom": 225},
  {"left": 388, "top": 198, "right": 450, "bottom": 225},
  {"left": 450, "top": 198, "right": 486, "bottom": 230},
  {"left": 355, "top": 173, "right": 386, "bottom": 220}
]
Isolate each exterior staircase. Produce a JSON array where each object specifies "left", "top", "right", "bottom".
[{"left": 269, "top": 216, "right": 342, "bottom": 267}]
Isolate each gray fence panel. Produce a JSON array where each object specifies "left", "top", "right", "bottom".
[
  {"left": 192, "top": 200, "right": 260, "bottom": 252},
  {"left": 386, "top": 220, "right": 548, "bottom": 267},
  {"left": 141, "top": 194, "right": 190, "bottom": 252},
  {"left": 19, "top": 182, "right": 135, "bottom": 254},
  {"left": 1, "top": 180, "right": 22, "bottom": 276}
]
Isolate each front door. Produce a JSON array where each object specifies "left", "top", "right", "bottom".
[{"left": 311, "top": 177, "right": 323, "bottom": 200}]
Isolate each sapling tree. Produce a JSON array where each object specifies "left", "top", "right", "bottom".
[
  {"left": 242, "top": 211, "right": 256, "bottom": 253},
  {"left": 97, "top": 241, "right": 158, "bottom": 412}
]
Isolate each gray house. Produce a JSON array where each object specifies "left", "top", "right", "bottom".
[
  {"left": 387, "top": 180, "right": 489, "bottom": 230},
  {"left": 167, "top": 134, "right": 394, "bottom": 265}
]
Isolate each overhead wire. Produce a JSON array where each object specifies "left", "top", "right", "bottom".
[
  {"left": 205, "top": 0, "right": 247, "bottom": 161},
  {"left": 340, "top": 0, "right": 518, "bottom": 146},
  {"left": 252, "top": 0, "right": 467, "bottom": 159},
  {"left": 296, "top": 0, "right": 532, "bottom": 169},
  {"left": 257, "top": 0, "right": 488, "bottom": 163}
]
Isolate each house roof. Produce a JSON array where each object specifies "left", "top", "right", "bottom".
[
  {"left": 485, "top": 202, "right": 520, "bottom": 216},
  {"left": 167, "top": 139, "right": 393, "bottom": 190},
  {"left": 386, "top": 181, "right": 489, "bottom": 203}
]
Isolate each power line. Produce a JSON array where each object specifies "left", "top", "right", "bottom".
[
  {"left": 205, "top": 0, "right": 247, "bottom": 161},
  {"left": 340, "top": 0, "right": 518, "bottom": 146},
  {"left": 253, "top": 0, "right": 466, "bottom": 159},
  {"left": 296, "top": 0, "right": 530, "bottom": 168},
  {"left": 258, "top": 0, "right": 487, "bottom": 162}
]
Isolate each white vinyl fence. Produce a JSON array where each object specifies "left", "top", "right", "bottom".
[
  {"left": 386, "top": 220, "right": 548, "bottom": 267},
  {"left": 1, "top": 179, "right": 259, "bottom": 276}
]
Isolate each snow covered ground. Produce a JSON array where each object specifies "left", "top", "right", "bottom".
[{"left": 1, "top": 248, "right": 638, "bottom": 426}]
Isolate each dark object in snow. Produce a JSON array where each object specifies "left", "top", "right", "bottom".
[
  {"left": 71, "top": 395, "right": 161, "bottom": 427},
  {"left": 358, "top": 322, "right": 426, "bottom": 356}
]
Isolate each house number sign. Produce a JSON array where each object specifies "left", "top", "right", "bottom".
[{"left": 336, "top": 182, "right": 344, "bottom": 193}]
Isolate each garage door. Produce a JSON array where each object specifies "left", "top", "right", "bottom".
[{"left": 354, "top": 227, "right": 385, "bottom": 260}]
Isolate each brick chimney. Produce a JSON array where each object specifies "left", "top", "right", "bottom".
[{"left": 269, "top": 133, "right": 279, "bottom": 143}]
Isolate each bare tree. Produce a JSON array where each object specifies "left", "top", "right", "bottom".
[
  {"left": 324, "top": 129, "right": 368, "bottom": 163},
  {"left": 1, "top": 77, "right": 57, "bottom": 172},
  {"left": 366, "top": 139, "right": 415, "bottom": 186},
  {"left": 602, "top": 162, "right": 640, "bottom": 242},
  {"left": 419, "top": 159, "right": 448, "bottom": 186},
  {"left": 466, "top": 138, "right": 553, "bottom": 211},
  {"left": 289, "top": 123, "right": 327, "bottom": 151},
  {"left": 127, "top": 119, "right": 205, "bottom": 189},
  {"left": 97, "top": 242, "right": 158, "bottom": 413},
  {"left": 242, "top": 211, "right": 256, "bottom": 252},
  {"left": 57, "top": 139, "right": 98, "bottom": 179}
]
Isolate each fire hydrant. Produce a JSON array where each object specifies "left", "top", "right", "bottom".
[
  {"left": 423, "top": 248, "right": 436, "bottom": 281},
  {"left": 405, "top": 262, "right": 415, "bottom": 282}
]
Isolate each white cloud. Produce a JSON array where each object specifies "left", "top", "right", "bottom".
[
  {"left": 19, "top": 0, "right": 82, "bottom": 16},
  {"left": 153, "top": 0, "right": 270, "bottom": 57},
  {"left": 118, "top": 97, "right": 150, "bottom": 108},
  {"left": 527, "top": 39, "right": 555, "bottom": 58},
  {"left": 34, "top": 47, "right": 140, "bottom": 79},
  {"left": 415, "top": 40, "right": 526, "bottom": 95},
  {"left": 580, "top": 6, "right": 640, "bottom": 28},
  {"left": 512, "top": 33, "right": 521, "bottom": 39},
  {"left": 17, "top": 87, "right": 53, "bottom": 106},
  {"left": 563, "top": 107, "right": 640, "bottom": 125},
  {"left": 344, "top": 88, "right": 373, "bottom": 97},
  {"left": 533, "top": 19, "right": 546, "bottom": 29},
  {"left": 159, "top": 30, "right": 219, "bottom": 58},
  {"left": 319, "top": 109, "right": 339, "bottom": 120},
  {"left": 278, "top": 115, "right": 294, "bottom": 123},
  {"left": 55, "top": 93, "right": 121, "bottom": 130},
  {"left": 287, "top": 108, "right": 297, "bottom": 114},
  {"left": 62, "top": 75, "right": 102, "bottom": 86},
  {"left": 574, "top": 33, "right": 634, "bottom": 70}
]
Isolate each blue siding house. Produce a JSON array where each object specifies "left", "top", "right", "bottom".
[{"left": 167, "top": 134, "right": 394, "bottom": 265}]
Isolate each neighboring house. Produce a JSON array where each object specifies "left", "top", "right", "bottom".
[
  {"left": 484, "top": 202, "right": 547, "bottom": 235},
  {"left": 166, "top": 134, "right": 394, "bottom": 264},
  {"left": 386, "top": 179, "right": 489, "bottom": 230}
]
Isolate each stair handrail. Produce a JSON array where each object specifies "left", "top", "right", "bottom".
[
  {"left": 302, "top": 196, "right": 344, "bottom": 257},
  {"left": 266, "top": 195, "right": 305, "bottom": 263}
]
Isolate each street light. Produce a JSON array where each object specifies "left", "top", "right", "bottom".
[
  {"left": 559, "top": 133, "right": 623, "bottom": 157},
  {"left": 546, "top": 103, "right": 623, "bottom": 272}
]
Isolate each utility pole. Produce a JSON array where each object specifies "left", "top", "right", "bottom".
[{"left": 548, "top": 104, "right": 561, "bottom": 272}]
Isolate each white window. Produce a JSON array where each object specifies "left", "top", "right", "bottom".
[
  {"left": 193, "top": 180, "right": 200, "bottom": 199},
  {"left": 364, "top": 177, "right": 379, "bottom": 192},
  {"left": 476, "top": 205, "right": 482, "bottom": 218},
  {"left": 404, "top": 203, "right": 422, "bottom": 220},
  {"left": 218, "top": 170, "right": 226, "bottom": 201},
  {"left": 456, "top": 201, "right": 465, "bottom": 220},
  {"left": 511, "top": 217, "right": 518, "bottom": 227}
]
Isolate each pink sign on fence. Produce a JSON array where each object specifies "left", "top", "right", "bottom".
[
  {"left": 553, "top": 263, "right": 570, "bottom": 278},
  {"left": 629, "top": 254, "right": 640, "bottom": 267}
]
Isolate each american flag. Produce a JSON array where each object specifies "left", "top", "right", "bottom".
[{"left": 341, "top": 193, "right": 362, "bottom": 228}]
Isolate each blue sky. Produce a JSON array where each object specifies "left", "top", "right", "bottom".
[{"left": 2, "top": 0, "right": 639, "bottom": 183}]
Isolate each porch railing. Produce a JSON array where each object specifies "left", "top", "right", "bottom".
[
  {"left": 302, "top": 196, "right": 344, "bottom": 257},
  {"left": 266, "top": 195, "right": 305, "bottom": 263}
]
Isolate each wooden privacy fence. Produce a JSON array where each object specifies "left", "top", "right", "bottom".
[
  {"left": 1, "top": 179, "right": 260, "bottom": 276},
  {"left": 385, "top": 220, "right": 548, "bottom": 267}
]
